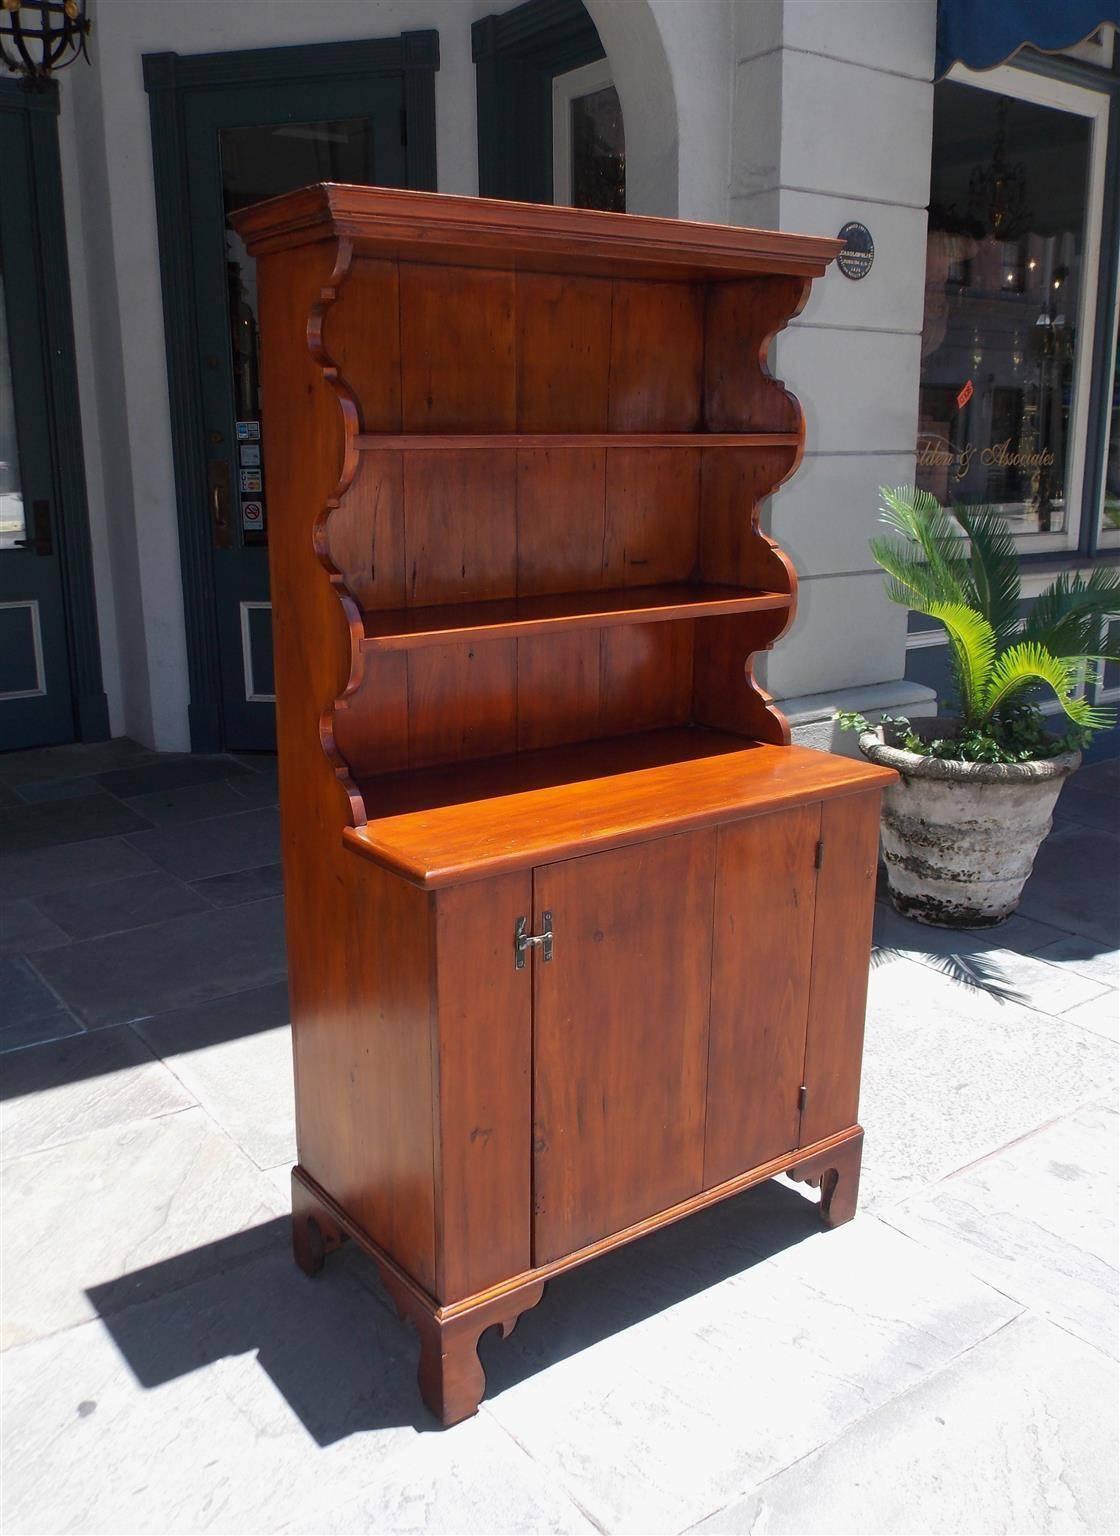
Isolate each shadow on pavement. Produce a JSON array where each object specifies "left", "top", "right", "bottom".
[{"left": 86, "top": 1178, "right": 827, "bottom": 1443}]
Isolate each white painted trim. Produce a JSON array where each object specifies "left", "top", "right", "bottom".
[
  {"left": 944, "top": 61, "right": 1111, "bottom": 556},
  {"left": 1097, "top": 238, "right": 1120, "bottom": 549},
  {"left": 0, "top": 598, "right": 46, "bottom": 699},
  {"left": 552, "top": 56, "right": 615, "bottom": 209},
  {"left": 1058, "top": 24, "right": 1114, "bottom": 70},
  {"left": 905, "top": 627, "right": 949, "bottom": 650},
  {"left": 239, "top": 600, "right": 275, "bottom": 703}
]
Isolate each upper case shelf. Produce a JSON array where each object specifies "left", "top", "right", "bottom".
[
  {"left": 360, "top": 582, "right": 791, "bottom": 652},
  {"left": 354, "top": 433, "right": 802, "bottom": 451}
]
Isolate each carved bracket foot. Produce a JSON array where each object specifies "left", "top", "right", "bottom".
[
  {"left": 290, "top": 1165, "right": 546, "bottom": 1426},
  {"left": 291, "top": 1166, "right": 347, "bottom": 1276},
  {"left": 788, "top": 1129, "right": 863, "bottom": 1228},
  {"left": 387, "top": 1279, "right": 547, "bottom": 1427}
]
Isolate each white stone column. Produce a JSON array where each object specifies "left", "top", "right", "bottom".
[{"left": 730, "top": 0, "right": 940, "bottom": 747}]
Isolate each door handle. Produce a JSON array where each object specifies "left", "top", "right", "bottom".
[
  {"left": 515, "top": 911, "right": 553, "bottom": 968},
  {"left": 12, "top": 499, "right": 52, "bottom": 556},
  {"left": 209, "top": 459, "right": 232, "bottom": 549}
]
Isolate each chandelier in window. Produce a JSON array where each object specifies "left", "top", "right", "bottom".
[
  {"left": 0, "top": 0, "right": 90, "bottom": 85},
  {"left": 968, "top": 96, "right": 1032, "bottom": 242}
]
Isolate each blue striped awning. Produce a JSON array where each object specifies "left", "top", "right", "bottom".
[{"left": 936, "top": 0, "right": 1119, "bottom": 80}]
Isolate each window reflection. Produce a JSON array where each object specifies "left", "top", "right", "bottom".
[
  {"left": 919, "top": 85, "right": 1090, "bottom": 539},
  {"left": 570, "top": 85, "right": 625, "bottom": 212}
]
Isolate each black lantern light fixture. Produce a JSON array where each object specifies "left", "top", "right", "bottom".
[
  {"left": 0, "top": 0, "right": 91, "bottom": 85},
  {"left": 967, "top": 96, "right": 1032, "bottom": 243}
]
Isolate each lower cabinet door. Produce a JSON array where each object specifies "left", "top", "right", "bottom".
[
  {"left": 704, "top": 804, "right": 821, "bottom": 1187},
  {"left": 531, "top": 830, "right": 717, "bottom": 1265},
  {"left": 799, "top": 790, "right": 881, "bottom": 1145}
]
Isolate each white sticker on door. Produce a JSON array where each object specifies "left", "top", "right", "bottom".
[
  {"left": 239, "top": 443, "right": 261, "bottom": 467},
  {"left": 236, "top": 420, "right": 261, "bottom": 442},
  {"left": 240, "top": 469, "right": 263, "bottom": 494}
]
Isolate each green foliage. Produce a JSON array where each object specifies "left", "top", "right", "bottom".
[
  {"left": 841, "top": 487, "right": 1120, "bottom": 762},
  {"left": 839, "top": 709, "right": 1091, "bottom": 765}
]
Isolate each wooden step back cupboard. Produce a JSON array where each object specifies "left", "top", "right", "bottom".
[{"left": 233, "top": 185, "right": 896, "bottom": 1426}]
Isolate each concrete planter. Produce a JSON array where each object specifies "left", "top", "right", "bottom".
[{"left": 857, "top": 721, "right": 1081, "bottom": 928}]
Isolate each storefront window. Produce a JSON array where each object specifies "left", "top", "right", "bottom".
[{"left": 919, "top": 84, "right": 1092, "bottom": 541}]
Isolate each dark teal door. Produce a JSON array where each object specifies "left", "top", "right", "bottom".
[
  {"left": 0, "top": 104, "right": 75, "bottom": 751},
  {"left": 182, "top": 77, "right": 408, "bottom": 750}
]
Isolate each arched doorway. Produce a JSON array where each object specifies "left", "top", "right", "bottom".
[{"left": 473, "top": 0, "right": 680, "bottom": 217}]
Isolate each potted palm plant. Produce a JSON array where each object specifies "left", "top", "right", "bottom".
[{"left": 841, "top": 487, "right": 1120, "bottom": 928}]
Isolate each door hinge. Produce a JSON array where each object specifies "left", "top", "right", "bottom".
[
  {"left": 798, "top": 1083, "right": 808, "bottom": 1114},
  {"left": 400, "top": 105, "right": 408, "bottom": 146},
  {"left": 515, "top": 911, "right": 553, "bottom": 968},
  {"left": 814, "top": 839, "right": 825, "bottom": 869}
]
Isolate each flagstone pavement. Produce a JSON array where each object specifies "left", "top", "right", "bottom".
[{"left": 1, "top": 738, "right": 1117, "bottom": 1535}]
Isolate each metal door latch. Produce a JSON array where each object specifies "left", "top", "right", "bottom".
[{"left": 515, "top": 911, "right": 553, "bottom": 968}]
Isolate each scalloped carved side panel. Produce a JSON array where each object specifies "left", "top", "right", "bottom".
[
  {"left": 693, "top": 442, "right": 802, "bottom": 745},
  {"left": 703, "top": 275, "right": 812, "bottom": 434},
  {"left": 325, "top": 256, "right": 403, "bottom": 435}
]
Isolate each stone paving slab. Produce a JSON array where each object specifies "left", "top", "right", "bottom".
[
  {"left": 0, "top": 1108, "right": 285, "bottom": 1348},
  {"left": 0, "top": 1245, "right": 590, "bottom": 1536},
  {"left": 119, "top": 778, "right": 251, "bottom": 827},
  {"left": 873, "top": 903, "right": 1114, "bottom": 1015},
  {"left": 1062, "top": 989, "right": 1120, "bottom": 1043},
  {"left": 1053, "top": 774, "right": 1120, "bottom": 832},
  {"left": 190, "top": 862, "right": 285, "bottom": 907},
  {"left": 691, "top": 1313, "right": 1119, "bottom": 1536},
  {"left": 857, "top": 955, "right": 1119, "bottom": 1210},
  {"left": 1018, "top": 821, "right": 1120, "bottom": 946},
  {"left": 30, "top": 897, "right": 287, "bottom": 1028},
  {"left": 34, "top": 869, "right": 210, "bottom": 942},
  {"left": 0, "top": 896, "right": 69, "bottom": 954},
  {"left": 481, "top": 1216, "right": 1021, "bottom": 1534},
  {"left": 0, "top": 793, "right": 154, "bottom": 854},
  {"left": 0, "top": 737, "right": 154, "bottom": 786},
  {"left": 883, "top": 1100, "right": 1119, "bottom": 1359},
  {"left": 1029, "top": 935, "right": 1120, "bottom": 992},
  {"left": 286, "top": 1423, "right": 597, "bottom": 1535},
  {"left": 0, "top": 836, "right": 156, "bottom": 901},
  {"left": 1, "top": 1028, "right": 194, "bottom": 1162},
  {"left": 124, "top": 806, "right": 281, "bottom": 883},
  {"left": 91, "top": 754, "right": 251, "bottom": 799},
  {"left": 134, "top": 1017, "right": 296, "bottom": 1171},
  {"left": 0, "top": 955, "right": 81, "bottom": 1052},
  {"left": 874, "top": 901, "right": 1066, "bottom": 966}
]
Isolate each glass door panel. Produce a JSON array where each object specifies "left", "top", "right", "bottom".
[
  {"left": 0, "top": 105, "right": 74, "bottom": 749},
  {"left": 183, "top": 75, "right": 406, "bottom": 750},
  {"left": 552, "top": 59, "right": 625, "bottom": 212},
  {"left": 220, "top": 119, "right": 375, "bottom": 548},
  {"left": 0, "top": 266, "right": 25, "bottom": 553}
]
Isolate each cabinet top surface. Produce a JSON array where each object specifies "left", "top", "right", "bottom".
[
  {"left": 230, "top": 183, "right": 842, "bottom": 281},
  {"left": 344, "top": 731, "right": 896, "bottom": 888}
]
